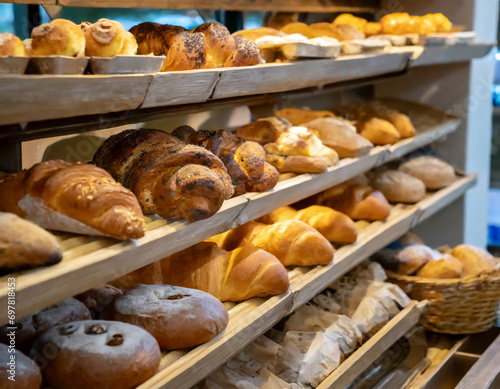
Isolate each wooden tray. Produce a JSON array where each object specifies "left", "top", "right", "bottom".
[{"left": 411, "top": 42, "right": 494, "bottom": 67}]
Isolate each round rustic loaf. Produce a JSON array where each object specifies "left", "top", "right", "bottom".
[
  {"left": 371, "top": 170, "right": 426, "bottom": 203},
  {"left": 0, "top": 344, "right": 41, "bottom": 389},
  {"left": 399, "top": 156, "right": 455, "bottom": 190},
  {"left": 30, "top": 320, "right": 160, "bottom": 389},
  {"left": 112, "top": 284, "right": 229, "bottom": 350}
]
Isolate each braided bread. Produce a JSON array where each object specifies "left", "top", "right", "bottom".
[{"left": 93, "top": 129, "right": 234, "bottom": 221}]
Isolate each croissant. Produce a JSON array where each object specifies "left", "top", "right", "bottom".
[
  {"left": 213, "top": 220, "right": 334, "bottom": 267},
  {"left": 0, "top": 160, "right": 145, "bottom": 239},
  {"left": 93, "top": 129, "right": 234, "bottom": 221},
  {"left": 160, "top": 242, "right": 290, "bottom": 302},
  {"left": 172, "top": 126, "right": 278, "bottom": 196}
]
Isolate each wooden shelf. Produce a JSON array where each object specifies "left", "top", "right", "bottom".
[
  {"left": 1, "top": 43, "right": 494, "bottom": 128},
  {"left": 0, "top": 0, "right": 378, "bottom": 11},
  {"left": 135, "top": 174, "right": 476, "bottom": 389},
  {"left": 0, "top": 112, "right": 460, "bottom": 325},
  {"left": 317, "top": 300, "right": 428, "bottom": 389}
]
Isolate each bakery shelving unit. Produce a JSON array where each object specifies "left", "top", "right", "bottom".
[{"left": 0, "top": 0, "right": 497, "bottom": 388}]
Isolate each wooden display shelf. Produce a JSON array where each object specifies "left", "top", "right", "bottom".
[
  {"left": 317, "top": 300, "right": 428, "bottom": 389},
  {"left": 0, "top": 113, "right": 460, "bottom": 325},
  {"left": 136, "top": 175, "right": 476, "bottom": 389},
  {"left": 410, "top": 42, "right": 495, "bottom": 67},
  {"left": 0, "top": 0, "right": 378, "bottom": 11}
]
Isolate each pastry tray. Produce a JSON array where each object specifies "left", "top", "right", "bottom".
[
  {"left": 0, "top": 56, "right": 30, "bottom": 74},
  {"left": 89, "top": 55, "right": 166, "bottom": 74}
]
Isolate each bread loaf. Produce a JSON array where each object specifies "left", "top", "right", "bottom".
[
  {"left": 0, "top": 32, "right": 25, "bottom": 56},
  {"left": 396, "top": 244, "right": 442, "bottom": 275},
  {"left": 360, "top": 101, "right": 415, "bottom": 139},
  {"left": 74, "top": 284, "right": 123, "bottom": 319},
  {"left": 30, "top": 320, "right": 161, "bottom": 389},
  {"left": 161, "top": 242, "right": 289, "bottom": 301},
  {"left": 82, "top": 19, "right": 137, "bottom": 57},
  {"left": 358, "top": 117, "right": 400, "bottom": 145},
  {"left": 0, "top": 344, "right": 41, "bottom": 389},
  {"left": 0, "top": 160, "right": 145, "bottom": 239},
  {"left": 236, "top": 117, "right": 289, "bottom": 145},
  {"left": 277, "top": 108, "right": 335, "bottom": 126},
  {"left": 113, "top": 284, "right": 229, "bottom": 350},
  {"left": 399, "top": 156, "right": 455, "bottom": 190},
  {"left": 417, "top": 254, "right": 463, "bottom": 279},
  {"left": 260, "top": 205, "right": 357, "bottom": 244},
  {"left": 0, "top": 298, "right": 90, "bottom": 352},
  {"left": 303, "top": 117, "right": 373, "bottom": 159},
  {"left": 371, "top": 170, "right": 426, "bottom": 203},
  {"left": 31, "top": 19, "right": 85, "bottom": 57},
  {"left": 448, "top": 245, "right": 497, "bottom": 277},
  {"left": 266, "top": 154, "right": 327, "bottom": 174},
  {"left": 215, "top": 220, "right": 334, "bottom": 266},
  {"left": 0, "top": 212, "right": 62, "bottom": 273},
  {"left": 93, "top": 129, "right": 233, "bottom": 221}
]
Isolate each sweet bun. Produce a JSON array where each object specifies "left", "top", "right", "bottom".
[
  {"left": 417, "top": 254, "right": 463, "bottom": 279},
  {"left": 120, "top": 31, "right": 138, "bottom": 55},
  {"left": 83, "top": 19, "right": 130, "bottom": 57},
  {"left": 449, "top": 244, "right": 497, "bottom": 277},
  {"left": 112, "top": 284, "right": 229, "bottom": 350},
  {"left": 30, "top": 320, "right": 161, "bottom": 389},
  {"left": 371, "top": 170, "right": 426, "bottom": 203},
  {"left": 397, "top": 244, "right": 441, "bottom": 275},
  {"left": 399, "top": 156, "right": 455, "bottom": 190},
  {"left": 0, "top": 32, "right": 26, "bottom": 56},
  {"left": 31, "top": 19, "right": 85, "bottom": 57},
  {"left": 0, "top": 344, "right": 41, "bottom": 389}
]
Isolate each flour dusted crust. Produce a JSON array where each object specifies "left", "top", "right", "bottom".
[
  {"left": 0, "top": 344, "right": 41, "bottom": 389},
  {"left": 399, "top": 156, "right": 455, "bottom": 190},
  {"left": 371, "top": 170, "right": 426, "bottom": 203},
  {"left": 113, "top": 284, "right": 229, "bottom": 350},
  {"left": 30, "top": 320, "right": 161, "bottom": 389}
]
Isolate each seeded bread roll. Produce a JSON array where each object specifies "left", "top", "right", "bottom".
[
  {"left": 30, "top": 320, "right": 161, "bottom": 389},
  {"left": 0, "top": 344, "right": 41, "bottom": 389},
  {"left": 112, "top": 284, "right": 229, "bottom": 350},
  {"left": 399, "top": 156, "right": 455, "bottom": 190}
]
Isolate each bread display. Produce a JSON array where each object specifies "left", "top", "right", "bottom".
[
  {"left": 0, "top": 344, "right": 41, "bottom": 389},
  {"left": 0, "top": 160, "right": 145, "bottom": 239},
  {"left": 259, "top": 205, "right": 357, "bottom": 244},
  {"left": 0, "top": 298, "right": 91, "bottom": 352},
  {"left": 371, "top": 170, "right": 426, "bottom": 203},
  {"left": 276, "top": 108, "right": 336, "bottom": 126},
  {"left": 93, "top": 128, "right": 233, "bottom": 221},
  {"left": 399, "top": 156, "right": 455, "bottom": 190},
  {"left": 74, "top": 284, "right": 123, "bottom": 319},
  {"left": 214, "top": 220, "right": 334, "bottom": 266},
  {"left": 113, "top": 284, "right": 229, "bottom": 350},
  {"left": 316, "top": 182, "right": 391, "bottom": 221},
  {"left": 236, "top": 117, "right": 289, "bottom": 145},
  {"left": 302, "top": 117, "right": 373, "bottom": 158},
  {"left": 280, "top": 22, "right": 364, "bottom": 41},
  {"left": 416, "top": 254, "right": 463, "bottom": 279},
  {"left": 161, "top": 242, "right": 289, "bottom": 301},
  {"left": 0, "top": 32, "right": 26, "bottom": 56},
  {"left": 171, "top": 127, "right": 278, "bottom": 196},
  {"left": 448, "top": 244, "right": 497, "bottom": 277},
  {"left": 130, "top": 21, "right": 261, "bottom": 71},
  {"left": 82, "top": 19, "right": 138, "bottom": 57},
  {"left": 30, "top": 320, "right": 161, "bottom": 389},
  {"left": 31, "top": 19, "right": 85, "bottom": 57},
  {"left": 0, "top": 212, "right": 62, "bottom": 273}
]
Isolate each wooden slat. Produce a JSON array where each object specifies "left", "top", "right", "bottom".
[
  {"left": 317, "top": 300, "right": 428, "bottom": 389},
  {"left": 411, "top": 42, "right": 495, "bottom": 67},
  {"left": 213, "top": 51, "right": 413, "bottom": 100},
  {"left": 0, "top": 74, "right": 154, "bottom": 126}
]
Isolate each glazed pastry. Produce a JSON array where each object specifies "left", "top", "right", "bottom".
[
  {"left": 0, "top": 160, "right": 145, "bottom": 239},
  {"left": 161, "top": 242, "right": 290, "bottom": 301},
  {"left": 30, "top": 320, "right": 161, "bottom": 389},
  {"left": 93, "top": 129, "right": 233, "bottom": 221},
  {"left": 0, "top": 32, "right": 25, "bottom": 56},
  {"left": 371, "top": 170, "right": 426, "bottom": 203},
  {"left": 31, "top": 19, "right": 85, "bottom": 57},
  {"left": 113, "top": 284, "right": 229, "bottom": 350},
  {"left": 0, "top": 344, "right": 41, "bottom": 389},
  {"left": 0, "top": 212, "right": 62, "bottom": 273},
  {"left": 399, "top": 156, "right": 455, "bottom": 190}
]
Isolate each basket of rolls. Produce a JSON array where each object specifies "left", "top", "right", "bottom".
[{"left": 374, "top": 241, "right": 500, "bottom": 334}]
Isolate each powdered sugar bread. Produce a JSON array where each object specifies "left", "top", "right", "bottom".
[
  {"left": 112, "top": 284, "right": 229, "bottom": 350},
  {"left": 30, "top": 320, "right": 160, "bottom": 389}
]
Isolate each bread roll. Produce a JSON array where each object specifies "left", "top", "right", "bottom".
[
  {"left": 423, "top": 13, "right": 452, "bottom": 33},
  {"left": 449, "top": 244, "right": 497, "bottom": 277},
  {"left": 397, "top": 244, "right": 442, "bottom": 275},
  {"left": 0, "top": 212, "right": 62, "bottom": 273},
  {"left": 236, "top": 117, "right": 289, "bottom": 145},
  {"left": 161, "top": 242, "right": 289, "bottom": 301},
  {"left": 217, "top": 220, "right": 334, "bottom": 266},
  {"left": 266, "top": 154, "right": 327, "bottom": 174},
  {"left": 380, "top": 13, "right": 413, "bottom": 35},
  {"left": 83, "top": 19, "right": 131, "bottom": 57},
  {"left": 31, "top": 19, "right": 85, "bottom": 57},
  {"left": 333, "top": 14, "right": 367, "bottom": 33},
  {"left": 303, "top": 117, "right": 373, "bottom": 159},
  {"left": 0, "top": 298, "right": 90, "bottom": 352},
  {"left": 399, "top": 156, "right": 455, "bottom": 190},
  {"left": 277, "top": 108, "right": 335, "bottom": 126},
  {"left": 371, "top": 170, "right": 426, "bottom": 203},
  {"left": 417, "top": 254, "right": 463, "bottom": 279},
  {"left": 362, "top": 101, "right": 416, "bottom": 139},
  {"left": 74, "top": 284, "right": 123, "bottom": 319},
  {"left": 358, "top": 117, "right": 400, "bottom": 145},
  {"left": 30, "top": 320, "right": 161, "bottom": 389},
  {"left": 120, "top": 31, "right": 138, "bottom": 55},
  {"left": 113, "top": 284, "right": 229, "bottom": 350},
  {"left": 364, "top": 22, "right": 382, "bottom": 36},
  {"left": 0, "top": 344, "right": 41, "bottom": 389},
  {"left": 0, "top": 33, "right": 26, "bottom": 56}
]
